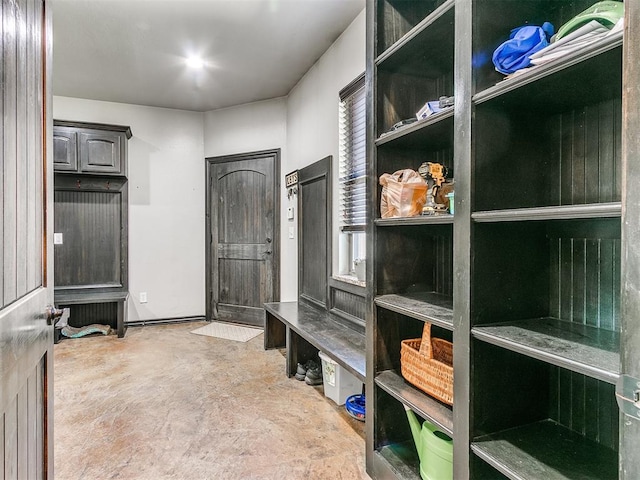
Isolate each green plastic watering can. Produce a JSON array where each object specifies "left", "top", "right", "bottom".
[{"left": 405, "top": 406, "right": 453, "bottom": 480}]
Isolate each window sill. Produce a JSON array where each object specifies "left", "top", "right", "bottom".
[{"left": 333, "top": 274, "right": 366, "bottom": 288}]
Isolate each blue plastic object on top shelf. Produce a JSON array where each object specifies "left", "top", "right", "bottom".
[{"left": 492, "top": 22, "right": 554, "bottom": 74}]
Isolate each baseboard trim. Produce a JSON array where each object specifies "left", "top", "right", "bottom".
[{"left": 126, "top": 315, "right": 206, "bottom": 327}]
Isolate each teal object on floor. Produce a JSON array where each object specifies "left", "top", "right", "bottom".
[
  {"left": 61, "top": 324, "right": 111, "bottom": 338},
  {"left": 405, "top": 406, "right": 453, "bottom": 480}
]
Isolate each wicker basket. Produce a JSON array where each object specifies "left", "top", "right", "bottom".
[{"left": 400, "top": 323, "right": 453, "bottom": 405}]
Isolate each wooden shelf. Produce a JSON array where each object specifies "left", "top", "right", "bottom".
[
  {"left": 376, "top": 0, "right": 454, "bottom": 76},
  {"left": 375, "top": 292, "right": 453, "bottom": 330},
  {"left": 472, "top": 203, "right": 621, "bottom": 223},
  {"left": 375, "top": 109, "right": 453, "bottom": 149},
  {"left": 472, "top": 419, "right": 618, "bottom": 480},
  {"left": 473, "top": 33, "right": 622, "bottom": 111},
  {"left": 374, "top": 444, "right": 421, "bottom": 480},
  {"left": 472, "top": 318, "right": 619, "bottom": 384},
  {"left": 376, "top": 370, "right": 453, "bottom": 436},
  {"left": 375, "top": 214, "right": 454, "bottom": 227}
]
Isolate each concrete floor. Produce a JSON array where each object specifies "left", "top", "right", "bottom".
[{"left": 54, "top": 321, "right": 368, "bottom": 480}]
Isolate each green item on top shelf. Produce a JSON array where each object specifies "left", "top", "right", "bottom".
[{"left": 555, "top": 1, "right": 624, "bottom": 41}]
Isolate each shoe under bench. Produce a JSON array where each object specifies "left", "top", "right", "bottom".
[{"left": 264, "top": 301, "right": 365, "bottom": 383}]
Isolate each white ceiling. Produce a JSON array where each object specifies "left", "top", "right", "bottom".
[{"left": 53, "top": 0, "right": 365, "bottom": 112}]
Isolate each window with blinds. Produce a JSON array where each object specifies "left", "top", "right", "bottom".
[
  {"left": 339, "top": 73, "right": 366, "bottom": 231},
  {"left": 337, "top": 74, "right": 366, "bottom": 281}
]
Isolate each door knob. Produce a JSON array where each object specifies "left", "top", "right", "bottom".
[
  {"left": 45, "top": 306, "right": 64, "bottom": 326},
  {"left": 266, "top": 237, "right": 272, "bottom": 243},
  {"left": 264, "top": 250, "right": 272, "bottom": 255}
]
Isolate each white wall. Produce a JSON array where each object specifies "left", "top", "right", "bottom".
[
  {"left": 286, "top": 9, "right": 366, "bottom": 278},
  {"left": 203, "top": 98, "right": 287, "bottom": 157},
  {"left": 202, "top": 97, "right": 290, "bottom": 298},
  {"left": 53, "top": 96, "right": 206, "bottom": 321},
  {"left": 202, "top": 9, "right": 365, "bottom": 301}
]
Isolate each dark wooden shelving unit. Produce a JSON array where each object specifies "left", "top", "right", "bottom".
[
  {"left": 366, "top": 0, "right": 639, "bottom": 478},
  {"left": 367, "top": 0, "right": 457, "bottom": 477}
]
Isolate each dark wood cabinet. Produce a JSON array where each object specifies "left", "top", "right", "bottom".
[
  {"left": 53, "top": 126, "right": 78, "bottom": 171},
  {"left": 53, "top": 120, "right": 131, "bottom": 335},
  {"left": 366, "top": 1, "right": 638, "bottom": 479},
  {"left": 78, "top": 130, "right": 123, "bottom": 174},
  {"left": 53, "top": 120, "right": 131, "bottom": 176}
]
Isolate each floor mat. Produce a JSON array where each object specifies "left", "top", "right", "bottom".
[{"left": 190, "top": 321, "right": 263, "bottom": 342}]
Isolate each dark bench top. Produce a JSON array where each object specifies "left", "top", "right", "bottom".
[
  {"left": 55, "top": 290, "right": 129, "bottom": 304},
  {"left": 264, "top": 301, "right": 365, "bottom": 382}
]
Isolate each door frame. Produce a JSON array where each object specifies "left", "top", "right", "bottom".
[{"left": 205, "top": 149, "right": 281, "bottom": 324}]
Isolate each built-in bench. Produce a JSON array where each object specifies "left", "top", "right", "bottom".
[
  {"left": 264, "top": 300, "right": 365, "bottom": 383},
  {"left": 266, "top": 158, "right": 366, "bottom": 384},
  {"left": 54, "top": 290, "right": 129, "bottom": 342}
]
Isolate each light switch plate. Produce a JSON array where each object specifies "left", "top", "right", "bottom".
[
  {"left": 287, "top": 207, "right": 294, "bottom": 220},
  {"left": 54, "top": 233, "right": 63, "bottom": 245},
  {"left": 140, "top": 292, "right": 148, "bottom": 303},
  {"left": 288, "top": 227, "right": 295, "bottom": 239}
]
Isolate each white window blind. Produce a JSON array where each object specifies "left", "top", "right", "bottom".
[{"left": 339, "top": 73, "right": 366, "bottom": 231}]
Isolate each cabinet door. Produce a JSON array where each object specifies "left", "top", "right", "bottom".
[
  {"left": 78, "top": 130, "right": 124, "bottom": 175},
  {"left": 53, "top": 127, "right": 78, "bottom": 171}
]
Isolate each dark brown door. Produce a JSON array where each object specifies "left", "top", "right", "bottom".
[
  {"left": 206, "top": 150, "right": 280, "bottom": 327},
  {"left": 1, "top": 0, "right": 54, "bottom": 478},
  {"left": 298, "top": 156, "right": 331, "bottom": 308}
]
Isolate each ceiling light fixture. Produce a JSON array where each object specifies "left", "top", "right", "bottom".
[{"left": 185, "top": 56, "right": 205, "bottom": 69}]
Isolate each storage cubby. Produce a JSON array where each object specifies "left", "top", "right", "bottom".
[
  {"left": 372, "top": 308, "right": 454, "bottom": 478},
  {"left": 375, "top": 308, "right": 453, "bottom": 372},
  {"left": 471, "top": 342, "right": 619, "bottom": 480},
  {"left": 373, "top": 386, "right": 422, "bottom": 479},
  {"left": 473, "top": 97, "right": 621, "bottom": 213},
  {"left": 375, "top": 225, "right": 453, "bottom": 298},
  {"left": 376, "top": 1, "right": 454, "bottom": 137},
  {"left": 377, "top": 0, "right": 451, "bottom": 55},
  {"left": 472, "top": 0, "right": 622, "bottom": 94},
  {"left": 376, "top": 144, "right": 453, "bottom": 179},
  {"left": 472, "top": 219, "right": 620, "bottom": 382},
  {"left": 373, "top": 332, "right": 454, "bottom": 479}
]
